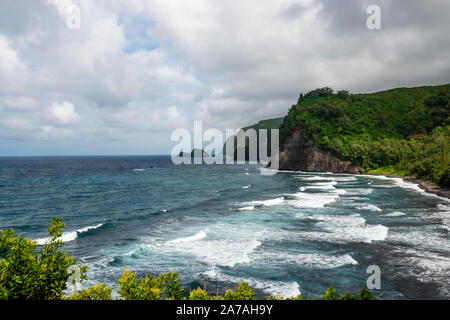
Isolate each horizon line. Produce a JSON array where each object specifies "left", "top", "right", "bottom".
[{"left": 0, "top": 154, "right": 172, "bottom": 158}]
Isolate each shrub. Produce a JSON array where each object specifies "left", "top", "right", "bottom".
[
  {"left": 68, "top": 283, "right": 113, "bottom": 300},
  {"left": 224, "top": 282, "right": 256, "bottom": 300},
  {"left": 189, "top": 287, "right": 211, "bottom": 300},
  {"left": 117, "top": 269, "right": 162, "bottom": 300},
  {"left": 158, "top": 272, "right": 185, "bottom": 300},
  {"left": 438, "top": 168, "right": 450, "bottom": 188},
  {"left": 117, "top": 269, "right": 184, "bottom": 300},
  {"left": 359, "top": 285, "right": 375, "bottom": 300},
  {"left": 305, "top": 87, "right": 334, "bottom": 98},
  {"left": 322, "top": 286, "right": 339, "bottom": 300},
  {"left": 0, "top": 217, "right": 86, "bottom": 300},
  {"left": 1, "top": 219, "right": 377, "bottom": 301},
  {"left": 337, "top": 90, "right": 350, "bottom": 99}
]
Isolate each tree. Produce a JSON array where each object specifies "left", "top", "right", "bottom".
[
  {"left": 117, "top": 269, "right": 185, "bottom": 300},
  {"left": 337, "top": 90, "right": 350, "bottom": 99},
  {"left": 304, "top": 87, "right": 334, "bottom": 98},
  {"left": 0, "top": 217, "right": 86, "bottom": 300},
  {"left": 158, "top": 272, "right": 185, "bottom": 300},
  {"left": 224, "top": 282, "right": 256, "bottom": 300},
  {"left": 1, "top": 219, "right": 377, "bottom": 301},
  {"left": 359, "top": 285, "right": 375, "bottom": 300},
  {"left": 322, "top": 286, "right": 339, "bottom": 300},
  {"left": 117, "top": 269, "right": 162, "bottom": 300},
  {"left": 189, "top": 287, "right": 211, "bottom": 300},
  {"left": 68, "top": 283, "right": 113, "bottom": 300}
]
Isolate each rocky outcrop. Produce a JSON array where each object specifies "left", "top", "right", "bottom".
[
  {"left": 179, "top": 149, "right": 211, "bottom": 158},
  {"left": 278, "top": 131, "right": 362, "bottom": 173}
]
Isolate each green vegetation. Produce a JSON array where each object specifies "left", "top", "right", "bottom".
[
  {"left": 0, "top": 218, "right": 375, "bottom": 300},
  {"left": 320, "top": 285, "right": 373, "bottom": 300},
  {"left": 279, "top": 84, "right": 450, "bottom": 187},
  {"left": 242, "top": 118, "right": 284, "bottom": 132},
  {"left": 68, "top": 283, "right": 113, "bottom": 300},
  {"left": 0, "top": 217, "right": 87, "bottom": 300},
  {"left": 243, "top": 118, "right": 284, "bottom": 157},
  {"left": 224, "top": 117, "right": 283, "bottom": 159}
]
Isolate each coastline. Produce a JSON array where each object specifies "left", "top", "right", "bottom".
[
  {"left": 276, "top": 168, "right": 450, "bottom": 201},
  {"left": 364, "top": 173, "right": 450, "bottom": 201}
]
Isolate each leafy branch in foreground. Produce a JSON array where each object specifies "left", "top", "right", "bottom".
[
  {"left": 1, "top": 219, "right": 375, "bottom": 300},
  {"left": 0, "top": 217, "right": 86, "bottom": 300},
  {"left": 321, "top": 285, "right": 374, "bottom": 300}
]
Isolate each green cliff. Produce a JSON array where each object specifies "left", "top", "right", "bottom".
[{"left": 278, "top": 84, "right": 450, "bottom": 187}]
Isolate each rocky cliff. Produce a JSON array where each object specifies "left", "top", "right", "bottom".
[{"left": 278, "top": 131, "right": 362, "bottom": 173}]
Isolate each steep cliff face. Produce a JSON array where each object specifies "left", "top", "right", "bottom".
[{"left": 278, "top": 131, "right": 362, "bottom": 174}]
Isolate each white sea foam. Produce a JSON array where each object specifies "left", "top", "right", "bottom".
[
  {"left": 238, "top": 206, "right": 255, "bottom": 211},
  {"left": 167, "top": 230, "right": 207, "bottom": 244},
  {"left": 293, "top": 253, "right": 358, "bottom": 269},
  {"left": 435, "top": 204, "right": 450, "bottom": 230},
  {"left": 77, "top": 224, "right": 104, "bottom": 233},
  {"left": 290, "top": 192, "right": 340, "bottom": 208},
  {"left": 244, "top": 197, "right": 285, "bottom": 207},
  {"left": 402, "top": 249, "right": 450, "bottom": 296},
  {"left": 297, "top": 175, "right": 334, "bottom": 181},
  {"left": 297, "top": 175, "right": 357, "bottom": 182},
  {"left": 162, "top": 237, "right": 262, "bottom": 267},
  {"left": 201, "top": 239, "right": 262, "bottom": 267},
  {"left": 359, "top": 175, "right": 450, "bottom": 202},
  {"left": 146, "top": 223, "right": 266, "bottom": 268},
  {"left": 357, "top": 204, "right": 382, "bottom": 212},
  {"left": 35, "top": 231, "right": 78, "bottom": 245},
  {"left": 344, "top": 188, "right": 373, "bottom": 195},
  {"left": 383, "top": 211, "right": 406, "bottom": 217},
  {"left": 261, "top": 168, "right": 297, "bottom": 174},
  {"left": 302, "top": 181, "right": 337, "bottom": 191},
  {"left": 203, "top": 270, "right": 301, "bottom": 298},
  {"left": 302, "top": 214, "right": 388, "bottom": 243},
  {"left": 133, "top": 168, "right": 145, "bottom": 172},
  {"left": 333, "top": 189, "right": 347, "bottom": 195},
  {"left": 252, "top": 279, "right": 301, "bottom": 298},
  {"left": 260, "top": 251, "right": 358, "bottom": 269},
  {"left": 388, "top": 227, "right": 449, "bottom": 252},
  {"left": 35, "top": 223, "right": 103, "bottom": 245}
]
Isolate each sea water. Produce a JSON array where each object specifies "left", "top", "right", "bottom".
[{"left": 0, "top": 156, "right": 448, "bottom": 299}]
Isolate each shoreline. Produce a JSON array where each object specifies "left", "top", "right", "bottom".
[
  {"left": 276, "top": 168, "right": 450, "bottom": 201},
  {"left": 364, "top": 173, "right": 450, "bottom": 201}
]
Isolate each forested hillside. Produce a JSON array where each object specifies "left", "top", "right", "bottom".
[{"left": 278, "top": 85, "right": 450, "bottom": 187}]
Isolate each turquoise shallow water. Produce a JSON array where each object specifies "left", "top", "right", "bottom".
[{"left": 0, "top": 156, "right": 449, "bottom": 299}]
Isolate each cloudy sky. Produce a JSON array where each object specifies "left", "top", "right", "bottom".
[{"left": 0, "top": 0, "right": 449, "bottom": 156}]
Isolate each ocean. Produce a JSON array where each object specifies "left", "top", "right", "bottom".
[{"left": 0, "top": 156, "right": 449, "bottom": 299}]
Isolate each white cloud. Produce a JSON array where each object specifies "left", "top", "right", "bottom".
[
  {"left": 0, "top": 34, "right": 24, "bottom": 73},
  {"left": 0, "top": 0, "right": 449, "bottom": 155},
  {"left": 49, "top": 101, "right": 80, "bottom": 125},
  {"left": 0, "top": 34, "right": 27, "bottom": 92},
  {"left": 2, "top": 96, "right": 36, "bottom": 110},
  {"left": 167, "top": 105, "right": 180, "bottom": 119}
]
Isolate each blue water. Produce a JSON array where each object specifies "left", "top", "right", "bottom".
[{"left": 0, "top": 156, "right": 449, "bottom": 299}]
